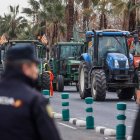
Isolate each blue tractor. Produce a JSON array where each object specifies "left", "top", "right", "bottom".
[{"left": 78, "top": 29, "right": 137, "bottom": 101}]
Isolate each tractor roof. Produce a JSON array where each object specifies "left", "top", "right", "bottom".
[
  {"left": 57, "top": 42, "right": 84, "bottom": 45},
  {"left": 86, "top": 29, "right": 130, "bottom": 37},
  {"left": 8, "top": 40, "right": 40, "bottom": 43}
]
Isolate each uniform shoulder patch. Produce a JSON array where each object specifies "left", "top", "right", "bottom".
[
  {"left": 46, "top": 104, "right": 53, "bottom": 118},
  {"left": 0, "top": 96, "right": 23, "bottom": 108}
]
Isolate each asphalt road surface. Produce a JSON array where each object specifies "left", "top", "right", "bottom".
[
  {"left": 51, "top": 86, "right": 138, "bottom": 139},
  {"left": 55, "top": 120, "right": 106, "bottom": 140}
]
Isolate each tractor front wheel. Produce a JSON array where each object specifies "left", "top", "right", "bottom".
[
  {"left": 91, "top": 70, "right": 106, "bottom": 101},
  {"left": 42, "top": 72, "right": 50, "bottom": 90},
  {"left": 56, "top": 75, "right": 64, "bottom": 92},
  {"left": 78, "top": 61, "right": 91, "bottom": 99},
  {"left": 118, "top": 88, "right": 135, "bottom": 100}
]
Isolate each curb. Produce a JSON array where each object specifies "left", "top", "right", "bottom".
[
  {"left": 52, "top": 112, "right": 62, "bottom": 119},
  {"left": 95, "top": 126, "right": 116, "bottom": 136},
  {"left": 52, "top": 112, "right": 132, "bottom": 139},
  {"left": 127, "top": 136, "right": 132, "bottom": 140},
  {"left": 69, "top": 118, "right": 86, "bottom": 127}
]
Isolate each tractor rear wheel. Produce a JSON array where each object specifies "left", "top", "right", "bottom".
[
  {"left": 91, "top": 70, "right": 106, "bottom": 101},
  {"left": 42, "top": 72, "right": 50, "bottom": 90},
  {"left": 78, "top": 61, "right": 91, "bottom": 99},
  {"left": 56, "top": 75, "right": 64, "bottom": 92},
  {"left": 118, "top": 88, "right": 135, "bottom": 100}
]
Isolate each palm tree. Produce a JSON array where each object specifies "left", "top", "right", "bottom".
[
  {"left": 23, "top": 0, "right": 65, "bottom": 44},
  {"left": 94, "top": 0, "right": 112, "bottom": 29},
  {"left": 22, "top": 0, "right": 40, "bottom": 24},
  {"left": 75, "top": 0, "right": 94, "bottom": 31},
  {"left": 65, "top": 0, "right": 74, "bottom": 41},
  {"left": 112, "top": 0, "right": 140, "bottom": 31},
  {"left": 0, "top": 5, "right": 27, "bottom": 39},
  {"left": 39, "top": 0, "right": 65, "bottom": 44},
  {"left": 129, "top": 0, "right": 136, "bottom": 31}
]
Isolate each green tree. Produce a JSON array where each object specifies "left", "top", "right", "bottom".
[
  {"left": 39, "top": 0, "right": 65, "bottom": 44},
  {"left": 65, "top": 0, "right": 74, "bottom": 41},
  {"left": 112, "top": 0, "right": 140, "bottom": 31},
  {"left": 75, "top": 0, "right": 95, "bottom": 31},
  {"left": 22, "top": 0, "right": 40, "bottom": 24},
  {"left": 0, "top": 5, "right": 27, "bottom": 39}
]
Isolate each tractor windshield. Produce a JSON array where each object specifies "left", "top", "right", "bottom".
[
  {"left": 98, "top": 36, "right": 127, "bottom": 62},
  {"left": 60, "top": 45, "right": 82, "bottom": 59}
]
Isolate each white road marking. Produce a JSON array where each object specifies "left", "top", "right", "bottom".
[
  {"left": 58, "top": 122, "right": 77, "bottom": 130},
  {"left": 127, "top": 109, "right": 138, "bottom": 112}
]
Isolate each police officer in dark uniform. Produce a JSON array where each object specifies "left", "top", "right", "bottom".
[{"left": 0, "top": 44, "right": 61, "bottom": 140}]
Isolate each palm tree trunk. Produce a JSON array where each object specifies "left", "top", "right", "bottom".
[
  {"left": 83, "top": 0, "right": 90, "bottom": 31},
  {"left": 66, "top": 0, "right": 74, "bottom": 41},
  {"left": 99, "top": 1, "right": 107, "bottom": 30},
  {"left": 122, "top": 11, "right": 129, "bottom": 30},
  {"left": 52, "top": 22, "right": 59, "bottom": 44},
  {"left": 129, "top": 0, "right": 136, "bottom": 31},
  {"left": 99, "top": 12, "right": 107, "bottom": 29}
]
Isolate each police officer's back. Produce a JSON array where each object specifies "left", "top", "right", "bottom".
[{"left": 0, "top": 44, "right": 61, "bottom": 140}]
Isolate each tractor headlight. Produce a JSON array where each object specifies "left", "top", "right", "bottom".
[
  {"left": 114, "top": 60, "right": 119, "bottom": 68},
  {"left": 126, "top": 60, "right": 129, "bottom": 68}
]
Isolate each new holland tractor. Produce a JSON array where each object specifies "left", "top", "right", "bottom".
[
  {"left": 1, "top": 40, "right": 50, "bottom": 91},
  {"left": 49, "top": 41, "right": 85, "bottom": 92},
  {"left": 78, "top": 29, "right": 138, "bottom": 101}
]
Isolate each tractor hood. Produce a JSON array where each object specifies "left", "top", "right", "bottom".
[
  {"left": 106, "top": 53, "right": 129, "bottom": 70},
  {"left": 107, "top": 53, "right": 128, "bottom": 61}
]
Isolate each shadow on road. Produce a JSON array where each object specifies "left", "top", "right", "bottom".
[
  {"left": 69, "top": 97, "right": 135, "bottom": 103},
  {"left": 104, "top": 98, "right": 135, "bottom": 103},
  {"left": 64, "top": 90, "right": 77, "bottom": 93}
]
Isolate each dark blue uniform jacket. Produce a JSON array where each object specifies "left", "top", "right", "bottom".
[{"left": 0, "top": 70, "right": 61, "bottom": 140}]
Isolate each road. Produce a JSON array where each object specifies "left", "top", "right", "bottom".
[
  {"left": 56, "top": 120, "right": 106, "bottom": 140},
  {"left": 50, "top": 86, "right": 138, "bottom": 139}
]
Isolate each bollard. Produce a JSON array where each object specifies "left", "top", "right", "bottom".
[
  {"left": 61, "top": 93, "right": 70, "bottom": 121},
  {"left": 85, "top": 97, "right": 94, "bottom": 129},
  {"left": 116, "top": 102, "right": 127, "bottom": 140},
  {"left": 42, "top": 90, "right": 50, "bottom": 100}
]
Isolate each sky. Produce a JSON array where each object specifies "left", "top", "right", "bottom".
[{"left": 0, "top": 0, "right": 28, "bottom": 16}]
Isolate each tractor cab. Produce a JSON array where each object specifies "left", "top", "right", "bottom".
[
  {"left": 86, "top": 30, "right": 129, "bottom": 65},
  {"left": 1, "top": 40, "right": 50, "bottom": 91},
  {"left": 2, "top": 40, "right": 47, "bottom": 61},
  {"left": 50, "top": 42, "right": 84, "bottom": 91}
]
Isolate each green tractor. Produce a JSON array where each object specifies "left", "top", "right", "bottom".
[
  {"left": 1, "top": 40, "right": 50, "bottom": 91},
  {"left": 49, "top": 42, "right": 85, "bottom": 92}
]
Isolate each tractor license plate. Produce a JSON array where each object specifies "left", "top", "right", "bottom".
[{"left": 72, "top": 68, "right": 77, "bottom": 71}]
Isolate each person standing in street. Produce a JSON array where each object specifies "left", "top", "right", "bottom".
[{"left": 0, "top": 44, "right": 61, "bottom": 140}]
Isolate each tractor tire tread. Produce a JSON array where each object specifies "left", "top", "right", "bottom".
[
  {"left": 79, "top": 61, "right": 91, "bottom": 99},
  {"left": 42, "top": 72, "right": 50, "bottom": 90},
  {"left": 91, "top": 70, "right": 106, "bottom": 101},
  {"left": 56, "top": 75, "right": 64, "bottom": 92}
]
